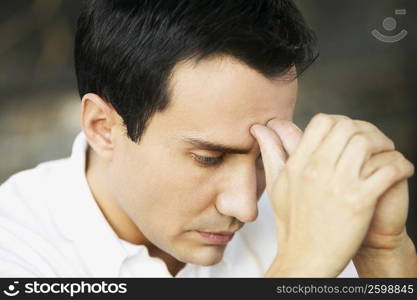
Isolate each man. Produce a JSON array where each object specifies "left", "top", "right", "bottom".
[{"left": 0, "top": 0, "right": 416, "bottom": 277}]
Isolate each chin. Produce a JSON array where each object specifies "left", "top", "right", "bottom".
[{"left": 176, "top": 244, "right": 227, "bottom": 266}]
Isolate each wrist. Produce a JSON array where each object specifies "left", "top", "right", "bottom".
[
  {"left": 353, "top": 233, "right": 417, "bottom": 277},
  {"left": 265, "top": 252, "right": 342, "bottom": 278}
]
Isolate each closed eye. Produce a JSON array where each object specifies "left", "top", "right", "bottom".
[
  {"left": 191, "top": 153, "right": 223, "bottom": 166},
  {"left": 191, "top": 153, "right": 264, "bottom": 168}
]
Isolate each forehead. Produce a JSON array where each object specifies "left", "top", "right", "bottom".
[{"left": 147, "top": 55, "right": 297, "bottom": 148}]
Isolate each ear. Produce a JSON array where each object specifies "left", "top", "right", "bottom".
[{"left": 80, "top": 93, "right": 118, "bottom": 161}]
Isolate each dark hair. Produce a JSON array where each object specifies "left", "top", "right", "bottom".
[{"left": 74, "top": 0, "right": 318, "bottom": 143}]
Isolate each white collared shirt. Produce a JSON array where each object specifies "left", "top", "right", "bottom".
[{"left": 0, "top": 132, "right": 358, "bottom": 277}]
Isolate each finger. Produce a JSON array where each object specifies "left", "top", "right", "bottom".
[
  {"left": 336, "top": 131, "right": 395, "bottom": 177},
  {"left": 362, "top": 155, "right": 415, "bottom": 201},
  {"left": 360, "top": 150, "right": 404, "bottom": 179},
  {"left": 266, "top": 119, "right": 303, "bottom": 157},
  {"left": 250, "top": 124, "right": 286, "bottom": 185},
  {"left": 310, "top": 115, "right": 352, "bottom": 165},
  {"left": 288, "top": 113, "right": 336, "bottom": 167},
  {"left": 313, "top": 117, "right": 389, "bottom": 167}
]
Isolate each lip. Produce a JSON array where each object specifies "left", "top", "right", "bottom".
[{"left": 197, "top": 231, "right": 235, "bottom": 245}]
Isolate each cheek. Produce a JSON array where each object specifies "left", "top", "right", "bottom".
[
  {"left": 151, "top": 162, "right": 216, "bottom": 215},
  {"left": 113, "top": 148, "right": 216, "bottom": 222}
]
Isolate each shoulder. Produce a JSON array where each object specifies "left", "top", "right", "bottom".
[
  {"left": 0, "top": 158, "right": 69, "bottom": 232},
  {"left": 0, "top": 159, "right": 78, "bottom": 276}
]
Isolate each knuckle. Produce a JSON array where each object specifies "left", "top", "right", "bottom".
[
  {"left": 393, "top": 150, "right": 405, "bottom": 161},
  {"left": 355, "top": 120, "right": 378, "bottom": 132},
  {"left": 301, "top": 160, "right": 320, "bottom": 180},
  {"left": 410, "top": 161, "right": 415, "bottom": 176},
  {"left": 312, "top": 113, "right": 331, "bottom": 126},
  {"left": 352, "top": 134, "right": 369, "bottom": 150},
  {"left": 332, "top": 114, "right": 351, "bottom": 121},
  {"left": 336, "top": 119, "right": 357, "bottom": 135},
  {"left": 354, "top": 120, "right": 395, "bottom": 149},
  {"left": 314, "top": 112, "right": 326, "bottom": 119},
  {"left": 393, "top": 151, "right": 411, "bottom": 166},
  {"left": 384, "top": 164, "right": 400, "bottom": 181},
  {"left": 379, "top": 134, "right": 395, "bottom": 150},
  {"left": 386, "top": 137, "right": 395, "bottom": 149},
  {"left": 403, "top": 158, "right": 415, "bottom": 176}
]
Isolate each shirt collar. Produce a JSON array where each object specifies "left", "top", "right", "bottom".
[{"left": 50, "top": 131, "right": 127, "bottom": 276}]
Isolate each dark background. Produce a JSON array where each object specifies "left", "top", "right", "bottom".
[{"left": 0, "top": 1, "right": 416, "bottom": 244}]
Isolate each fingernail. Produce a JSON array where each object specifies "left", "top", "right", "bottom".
[
  {"left": 266, "top": 119, "right": 274, "bottom": 127},
  {"left": 250, "top": 125, "right": 259, "bottom": 136}
]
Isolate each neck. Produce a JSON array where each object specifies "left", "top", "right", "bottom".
[
  {"left": 85, "top": 145, "right": 185, "bottom": 276},
  {"left": 85, "top": 146, "right": 145, "bottom": 244}
]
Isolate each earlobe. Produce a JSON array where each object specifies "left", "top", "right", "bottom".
[{"left": 80, "top": 93, "right": 116, "bottom": 161}]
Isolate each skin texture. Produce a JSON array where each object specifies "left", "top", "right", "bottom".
[
  {"left": 82, "top": 55, "right": 298, "bottom": 276},
  {"left": 82, "top": 54, "right": 417, "bottom": 277},
  {"left": 251, "top": 115, "right": 416, "bottom": 277}
]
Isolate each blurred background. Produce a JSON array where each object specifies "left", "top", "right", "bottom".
[{"left": 0, "top": 1, "right": 416, "bottom": 244}]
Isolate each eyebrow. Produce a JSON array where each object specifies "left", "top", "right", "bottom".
[{"left": 181, "top": 136, "right": 252, "bottom": 154}]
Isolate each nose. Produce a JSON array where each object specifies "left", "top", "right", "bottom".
[{"left": 215, "top": 163, "right": 259, "bottom": 223}]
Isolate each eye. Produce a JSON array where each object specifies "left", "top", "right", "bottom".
[{"left": 191, "top": 153, "right": 223, "bottom": 166}]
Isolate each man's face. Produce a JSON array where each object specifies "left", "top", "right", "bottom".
[{"left": 108, "top": 55, "right": 297, "bottom": 265}]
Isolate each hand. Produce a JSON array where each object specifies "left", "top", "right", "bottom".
[
  {"left": 250, "top": 113, "right": 414, "bottom": 277},
  {"left": 359, "top": 150, "right": 414, "bottom": 250},
  {"left": 353, "top": 150, "right": 417, "bottom": 277}
]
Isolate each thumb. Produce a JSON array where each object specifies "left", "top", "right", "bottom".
[
  {"left": 266, "top": 119, "right": 303, "bottom": 157},
  {"left": 250, "top": 124, "right": 286, "bottom": 185}
]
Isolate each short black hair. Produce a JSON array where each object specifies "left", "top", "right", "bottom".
[{"left": 74, "top": 0, "right": 318, "bottom": 143}]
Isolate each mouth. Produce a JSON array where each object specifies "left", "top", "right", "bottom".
[{"left": 196, "top": 230, "right": 236, "bottom": 245}]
